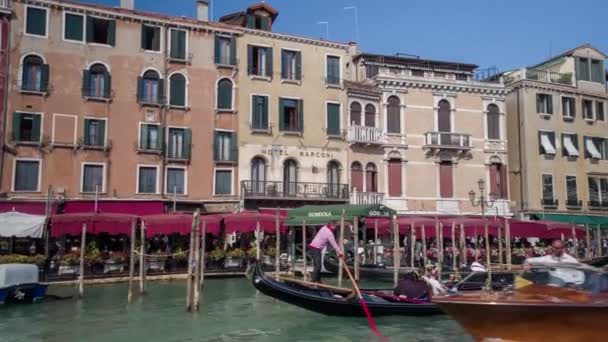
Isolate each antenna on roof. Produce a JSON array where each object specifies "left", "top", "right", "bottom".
[{"left": 317, "top": 21, "right": 329, "bottom": 40}]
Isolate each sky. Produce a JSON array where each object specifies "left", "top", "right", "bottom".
[{"left": 76, "top": 0, "right": 608, "bottom": 71}]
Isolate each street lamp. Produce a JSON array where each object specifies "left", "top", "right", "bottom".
[{"left": 469, "top": 179, "right": 497, "bottom": 291}]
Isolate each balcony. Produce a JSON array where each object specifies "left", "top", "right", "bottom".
[
  {"left": 424, "top": 132, "right": 472, "bottom": 150},
  {"left": 350, "top": 190, "right": 385, "bottom": 205},
  {"left": 566, "top": 200, "right": 583, "bottom": 209},
  {"left": 588, "top": 200, "right": 608, "bottom": 210},
  {"left": 0, "top": 0, "right": 11, "bottom": 14},
  {"left": 348, "top": 125, "right": 385, "bottom": 145},
  {"left": 541, "top": 198, "right": 559, "bottom": 209},
  {"left": 504, "top": 68, "right": 573, "bottom": 86},
  {"left": 241, "top": 181, "right": 349, "bottom": 202}
]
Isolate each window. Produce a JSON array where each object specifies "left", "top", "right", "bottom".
[
  {"left": 137, "top": 166, "right": 158, "bottom": 194},
  {"left": 577, "top": 58, "right": 590, "bottom": 81},
  {"left": 246, "top": 14, "right": 270, "bottom": 30},
  {"left": 411, "top": 69, "right": 425, "bottom": 77},
  {"left": 83, "top": 63, "right": 111, "bottom": 99},
  {"left": 584, "top": 137, "right": 605, "bottom": 160},
  {"left": 251, "top": 95, "right": 269, "bottom": 130},
  {"left": 64, "top": 12, "right": 84, "bottom": 42},
  {"left": 566, "top": 176, "right": 579, "bottom": 206},
  {"left": 561, "top": 133, "right": 579, "bottom": 157},
  {"left": 281, "top": 50, "right": 301, "bottom": 81},
  {"left": 169, "top": 29, "right": 187, "bottom": 60},
  {"left": 166, "top": 167, "right": 186, "bottom": 195},
  {"left": 364, "top": 104, "right": 376, "bottom": 127},
  {"left": 83, "top": 119, "right": 106, "bottom": 147},
  {"left": 21, "top": 55, "right": 49, "bottom": 92},
  {"left": 489, "top": 163, "right": 508, "bottom": 199},
  {"left": 13, "top": 160, "right": 40, "bottom": 192},
  {"left": 542, "top": 174, "right": 554, "bottom": 203},
  {"left": 536, "top": 94, "right": 553, "bottom": 114},
  {"left": 283, "top": 159, "right": 298, "bottom": 195},
  {"left": 387, "top": 96, "right": 401, "bottom": 134},
  {"left": 138, "top": 70, "right": 163, "bottom": 104},
  {"left": 25, "top": 6, "right": 47, "bottom": 37},
  {"left": 455, "top": 74, "right": 468, "bottom": 81},
  {"left": 350, "top": 102, "right": 362, "bottom": 126},
  {"left": 437, "top": 100, "right": 452, "bottom": 134},
  {"left": 326, "top": 55, "right": 340, "bottom": 85},
  {"left": 366, "top": 163, "right": 378, "bottom": 193},
  {"left": 596, "top": 102, "right": 605, "bottom": 121},
  {"left": 327, "top": 161, "right": 341, "bottom": 197},
  {"left": 250, "top": 157, "right": 266, "bottom": 193},
  {"left": 12, "top": 112, "right": 41, "bottom": 143},
  {"left": 366, "top": 64, "right": 379, "bottom": 78},
  {"left": 538, "top": 131, "right": 556, "bottom": 155},
  {"left": 82, "top": 164, "right": 104, "bottom": 193},
  {"left": 167, "top": 128, "right": 191, "bottom": 160},
  {"left": 590, "top": 59, "right": 605, "bottom": 83},
  {"left": 350, "top": 162, "right": 363, "bottom": 191},
  {"left": 486, "top": 104, "right": 500, "bottom": 140},
  {"left": 434, "top": 71, "right": 446, "bottom": 79},
  {"left": 588, "top": 177, "right": 608, "bottom": 207},
  {"left": 214, "top": 131, "right": 237, "bottom": 162},
  {"left": 439, "top": 162, "right": 453, "bottom": 198},
  {"left": 248, "top": 45, "right": 272, "bottom": 77},
  {"left": 169, "top": 73, "right": 187, "bottom": 107},
  {"left": 561, "top": 97, "right": 575, "bottom": 119},
  {"left": 326, "top": 103, "right": 341, "bottom": 136},
  {"left": 388, "top": 159, "right": 402, "bottom": 197},
  {"left": 86, "top": 16, "right": 116, "bottom": 46},
  {"left": 214, "top": 35, "right": 236, "bottom": 66},
  {"left": 214, "top": 169, "right": 233, "bottom": 195},
  {"left": 577, "top": 58, "right": 607, "bottom": 84},
  {"left": 140, "top": 124, "right": 162, "bottom": 150},
  {"left": 583, "top": 100, "right": 594, "bottom": 120},
  {"left": 279, "top": 98, "right": 303, "bottom": 133},
  {"left": 141, "top": 24, "right": 161, "bottom": 52},
  {"left": 217, "top": 78, "right": 233, "bottom": 110}
]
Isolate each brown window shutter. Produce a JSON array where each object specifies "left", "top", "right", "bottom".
[
  {"left": 388, "top": 160, "right": 402, "bottom": 197},
  {"left": 439, "top": 162, "right": 453, "bottom": 198},
  {"left": 500, "top": 164, "right": 509, "bottom": 199},
  {"left": 351, "top": 166, "right": 363, "bottom": 191},
  {"left": 489, "top": 164, "right": 499, "bottom": 196}
]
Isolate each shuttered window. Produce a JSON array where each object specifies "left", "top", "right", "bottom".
[
  {"left": 248, "top": 45, "right": 272, "bottom": 77},
  {"left": 21, "top": 55, "right": 49, "bottom": 93},
  {"left": 83, "top": 119, "right": 106, "bottom": 147},
  {"left": 251, "top": 95, "right": 269, "bottom": 130},
  {"left": 86, "top": 16, "right": 116, "bottom": 46},
  {"left": 279, "top": 98, "right": 303, "bottom": 133},
  {"left": 138, "top": 167, "right": 158, "bottom": 194},
  {"left": 487, "top": 104, "right": 500, "bottom": 140},
  {"left": 439, "top": 162, "right": 453, "bottom": 198},
  {"left": 217, "top": 79, "right": 233, "bottom": 110},
  {"left": 350, "top": 102, "right": 362, "bottom": 126},
  {"left": 214, "top": 131, "right": 237, "bottom": 162},
  {"left": 214, "top": 170, "right": 232, "bottom": 195},
  {"left": 350, "top": 162, "right": 363, "bottom": 191},
  {"left": 566, "top": 176, "right": 578, "bottom": 203},
  {"left": 281, "top": 50, "right": 301, "bottom": 80},
  {"left": 388, "top": 159, "right": 402, "bottom": 197},
  {"left": 591, "top": 59, "right": 605, "bottom": 84},
  {"left": 12, "top": 112, "right": 41, "bottom": 143},
  {"left": 365, "top": 163, "right": 378, "bottom": 193},
  {"left": 64, "top": 13, "right": 84, "bottom": 42},
  {"left": 326, "top": 103, "right": 340, "bottom": 136},
  {"left": 326, "top": 56, "right": 340, "bottom": 85},
  {"left": 169, "top": 29, "right": 187, "bottom": 60},
  {"left": 536, "top": 94, "right": 553, "bottom": 114},
  {"left": 83, "top": 64, "right": 111, "bottom": 99},
  {"left": 82, "top": 164, "right": 104, "bottom": 193},
  {"left": 167, "top": 128, "right": 191, "bottom": 160},
  {"left": 167, "top": 168, "right": 186, "bottom": 195},
  {"left": 14, "top": 160, "right": 40, "bottom": 192},
  {"left": 169, "top": 74, "right": 186, "bottom": 107},
  {"left": 596, "top": 102, "right": 605, "bottom": 121},
  {"left": 137, "top": 70, "right": 163, "bottom": 105},
  {"left": 438, "top": 100, "right": 451, "bottom": 132},
  {"left": 141, "top": 24, "right": 161, "bottom": 51},
  {"left": 387, "top": 96, "right": 401, "bottom": 134},
  {"left": 214, "top": 35, "right": 236, "bottom": 66},
  {"left": 139, "top": 124, "right": 162, "bottom": 151},
  {"left": 364, "top": 104, "right": 376, "bottom": 127},
  {"left": 542, "top": 174, "right": 554, "bottom": 201},
  {"left": 489, "top": 163, "right": 508, "bottom": 199},
  {"left": 26, "top": 7, "right": 47, "bottom": 37}
]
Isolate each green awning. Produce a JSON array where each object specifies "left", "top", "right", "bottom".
[
  {"left": 530, "top": 213, "right": 608, "bottom": 225},
  {"left": 285, "top": 204, "right": 396, "bottom": 225}
]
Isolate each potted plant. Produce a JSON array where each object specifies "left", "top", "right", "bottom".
[
  {"left": 86, "top": 242, "right": 103, "bottom": 273},
  {"left": 103, "top": 251, "right": 127, "bottom": 274},
  {"left": 263, "top": 247, "right": 277, "bottom": 265},
  {"left": 208, "top": 247, "right": 225, "bottom": 270},
  {"left": 58, "top": 252, "right": 82, "bottom": 275},
  {"left": 224, "top": 248, "right": 245, "bottom": 268},
  {"left": 172, "top": 247, "right": 188, "bottom": 270}
]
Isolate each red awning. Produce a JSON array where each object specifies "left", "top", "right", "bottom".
[
  {"left": 509, "top": 220, "right": 585, "bottom": 239},
  {"left": 259, "top": 208, "right": 289, "bottom": 217},
  {"left": 0, "top": 201, "right": 55, "bottom": 215},
  {"left": 50, "top": 213, "right": 137, "bottom": 237},
  {"left": 142, "top": 214, "right": 222, "bottom": 237},
  {"left": 223, "top": 211, "right": 285, "bottom": 234},
  {"left": 63, "top": 200, "right": 165, "bottom": 215}
]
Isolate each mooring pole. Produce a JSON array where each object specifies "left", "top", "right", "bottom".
[
  {"left": 353, "top": 217, "right": 359, "bottom": 282},
  {"left": 200, "top": 220, "right": 207, "bottom": 288},
  {"left": 338, "top": 210, "right": 345, "bottom": 287},
  {"left": 421, "top": 224, "right": 427, "bottom": 267},
  {"left": 78, "top": 223, "right": 87, "bottom": 298},
  {"left": 185, "top": 213, "right": 196, "bottom": 310},
  {"left": 451, "top": 221, "right": 456, "bottom": 271},
  {"left": 393, "top": 215, "right": 399, "bottom": 288},
  {"left": 128, "top": 220, "right": 137, "bottom": 304},
  {"left": 275, "top": 209, "right": 281, "bottom": 279},
  {"left": 193, "top": 211, "right": 201, "bottom": 312},
  {"left": 139, "top": 222, "right": 146, "bottom": 294},
  {"left": 302, "top": 220, "right": 307, "bottom": 281}
]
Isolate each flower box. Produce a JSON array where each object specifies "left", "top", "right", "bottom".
[
  {"left": 224, "top": 257, "right": 243, "bottom": 268},
  {"left": 103, "top": 260, "right": 125, "bottom": 274}
]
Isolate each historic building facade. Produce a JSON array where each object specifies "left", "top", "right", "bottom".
[
  {"left": 0, "top": 1, "right": 12, "bottom": 186},
  {"left": 1, "top": 0, "right": 240, "bottom": 213},
  {"left": 347, "top": 54, "right": 511, "bottom": 215},
  {"left": 505, "top": 44, "right": 608, "bottom": 221},
  {"left": 219, "top": 3, "right": 356, "bottom": 210}
]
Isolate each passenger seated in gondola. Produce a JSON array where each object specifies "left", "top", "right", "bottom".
[{"left": 394, "top": 272, "right": 431, "bottom": 300}]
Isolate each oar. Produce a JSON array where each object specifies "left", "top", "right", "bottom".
[{"left": 341, "top": 258, "right": 383, "bottom": 337}]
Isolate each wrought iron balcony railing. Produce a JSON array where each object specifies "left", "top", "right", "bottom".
[
  {"left": 541, "top": 198, "right": 559, "bottom": 208},
  {"left": 588, "top": 200, "right": 608, "bottom": 210},
  {"left": 241, "top": 180, "right": 349, "bottom": 201},
  {"left": 350, "top": 191, "right": 385, "bottom": 205},
  {"left": 566, "top": 199, "right": 583, "bottom": 209},
  {"left": 348, "top": 125, "right": 385, "bottom": 145},
  {"left": 424, "top": 132, "right": 472, "bottom": 150}
]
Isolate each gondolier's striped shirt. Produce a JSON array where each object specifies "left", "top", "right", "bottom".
[{"left": 309, "top": 225, "right": 341, "bottom": 253}]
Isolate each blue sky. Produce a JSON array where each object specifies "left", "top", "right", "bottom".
[{"left": 76, "top": 0, "right": 608, "bottom": 71}]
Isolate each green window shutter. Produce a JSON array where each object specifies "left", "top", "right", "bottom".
[
  {"left": 85, "top": 16, "right": 94, "bottom": 42},
  {"left": 252, "top": 95, "right": 260, "bottom": 127},
  {"left": 229, "top": 37, "right": 237, "bottom": 66},
  {"left": 279, "top": 98, "right": 285, "bottom": 131},
  {"left": 266, "top": 47, "right": 273, "bottom": 77},
  {"left": 262, "top": 96, "right": 269, "bottom": 129},
  {"left": 26, "top": 7, "right": 46, "bottom": 36},
  {"left": 40, "top": 64, "right": 49, "bottom": 92},
  {"left": 140, "top": 124, "right": 148, "bottom": 149},
  {"left": 32, "top": 115, "right": 41, "bottom": 142},
  {"left": 296, "top": 52, "right": 302, "bottom": 80},
  {"left": 156, "top": 126, "right": 164, "bottom": 150},
  {"left": 247, "top": 45, "right": 253, "bottom": 74},
  {"left": 65, "top": 14, "right": 84, "bottom": 41},
  {"left": 12, "top": 113, "right": 21, "bottom": 141},
  {"left": 297, "top": 100, "right": 304, "bottom": 132},
  {"left": 170, "top": 76, "right": 186, "bottom": 106},
  {"left": 141, "top": 24, "right": 147, "bottom": 50},
  {"left": 547, "top": 95, "right": 553, "bottom": 114},
  {"left": 137, "top": 77, "right": 143, "bottom": 102},
  {"left": 183, "top": 129, "right": 192, "bottom": 160},
  {"left": 229, "top": 132, "right": 237, "bottom": 161},
  {"left": 104, "top": 74, "right": 112, "bottom": 98},
  {"left": 82, "top": 70, "right": 91, "bottom": 97},
  {"left": 246, "top": 14, "right": 255, "bottom": 28},
  {"left": 173, "top": 30, "right": 186, "bottom": 60},
  {"left": 158, "top": 79, "right": 165, "bottom": 103},
  {"left": 213, "top": 131, "right": 220, "bottom": 161},
  {"left": 107, "top": 20, "right": 116, "bottom": 46},
  {"left": 281, "top": 50, "right": 287, "bottom": 79},
  {"left": 83, "top": 119, "right": 91, "bottom": 145},
  {"left": 261, "top": 17, "right": 269, "bottom": 30},
  {"left": 97, "top": 120, "right": 106, "bottom": 146},
  {"left": 214, "top": 35, "right": 220, "bottom": 64},
  {"left": 327, "top": 103, "right": 340, "bottom": 135}
]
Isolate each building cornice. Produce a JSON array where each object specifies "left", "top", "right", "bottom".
[
  {"left": 507, "top": 80, "right": 608, "bottom": 99},
  {"left": 376, "top": 76, "right": 506, "bottom": 96},
  {"left": 241, "top": 28, "right": 352, "bottom": 51}
]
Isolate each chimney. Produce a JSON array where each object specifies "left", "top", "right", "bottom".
[
  {"left": 197, "top": 0, "right": 209, "bottom": 21},
  {"left": 120, "top": 0, "right": 134, "bottom": 10}
]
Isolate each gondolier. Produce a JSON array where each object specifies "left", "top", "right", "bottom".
[{"left": 309, "top": 222, "right": 343, "bottom": 282}]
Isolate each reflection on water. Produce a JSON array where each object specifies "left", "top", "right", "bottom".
[{"left": 0, "top": 278, "right": 471, "bottom": 342}]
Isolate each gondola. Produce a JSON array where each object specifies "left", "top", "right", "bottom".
[{"left": 250, "top": 262, "right": 442, "bottom": 316}]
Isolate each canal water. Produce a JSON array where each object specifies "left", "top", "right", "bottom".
[{"left": 1, "top": 277, "right": 472, "bottom": 342}]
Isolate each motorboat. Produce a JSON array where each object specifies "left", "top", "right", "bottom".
[{"left": 0, "top": 264, "right": 48, "bottom": 305}]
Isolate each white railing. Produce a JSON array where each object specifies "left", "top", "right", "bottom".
[
  {"left": 348, "top": 125, "right": 385, "bottom": 144},
  {"left": 350, "top": 190, "right": 385, "bottom": 205},
  {"left": 424, "top": 132, "right": 472, "bottom": 149}
]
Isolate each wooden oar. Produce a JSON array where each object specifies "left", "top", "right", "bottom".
[
  {"left": 341, "top": 258, "right": 383, "bottom": 337},
  {"left": 273, "top": 275, "right": 353, "bottom": 293}
]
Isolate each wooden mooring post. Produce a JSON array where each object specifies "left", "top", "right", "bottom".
[
  {"left": 128, "top": 220, "right": 137, "bottom": 304},
  {"left": 200, "top": 220, "right": 207, "bottom": 288},
  {"left": 78, "top": 224, "right": 87, "bottom": 298},
  {"left": 139, "top": 222, "right": 146, "bottom": 294},
  {"left": 192, "top": 212, "right": 201, "bottom": 312},
  {"left": 186, "top": 210, "right": 200, "bottom": 312},
  {"left": 338, "top": 210, "right": 345, "bottom": 287}
]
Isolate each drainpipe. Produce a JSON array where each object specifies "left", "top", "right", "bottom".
[{"left": 0, "top": 17, "right": 12, "bottom": 191}]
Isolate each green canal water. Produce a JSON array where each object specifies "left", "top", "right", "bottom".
[{"left": 1, "top": 277, "right": 472, "bottom": 342}]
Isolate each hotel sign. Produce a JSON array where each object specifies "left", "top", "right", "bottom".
[{"left": 260, "top": 148, "right": 336, "bottom": 159}]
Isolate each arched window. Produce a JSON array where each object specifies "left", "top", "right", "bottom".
[
  {"left": 387, "top": 96, "right": 401, "bottom": 134},
  {"left": 138, "top": 70, "right": 162, "bottom": 104},
  {"left": 351, "top": 161, "right": 363, "bottom": 191},
  {"left": 217, "top": 78, "right": 233, "bottom": 110},
  {"left": 283, "top": 159, "right": 298, "bottom": 196},
  {"left": 169, "top": 73, "right": 187, "bottom": 107},
  {"left": 327, "top": 161, "right": 341, "bottom": 197},
  {"left": 487, "top": 104, "right": 500, "bottom": 140},
  {"left": 250, "top": 157, "right": 266, "bottom": 194},
  {"left": 84, "top": 63, "right": 111, "bottom": 99},
  {"left": 438, "top": 100, "right": 451, "bottom": 132},
  {"left": 365, "top": 104, "right": 376, "bottom": 127},
  {"left": 365, "top": 163, "right": 378, "bottom": 193},
  {"left": 350, "top": 102, "right": 362, "bottom": 126},
  {"left": 22, "top": 55, "right": 48, "bottom": 92}
]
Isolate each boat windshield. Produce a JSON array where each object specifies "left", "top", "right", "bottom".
[{"left": 521, "top": 264, "right": 608, "bottom": 293}]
